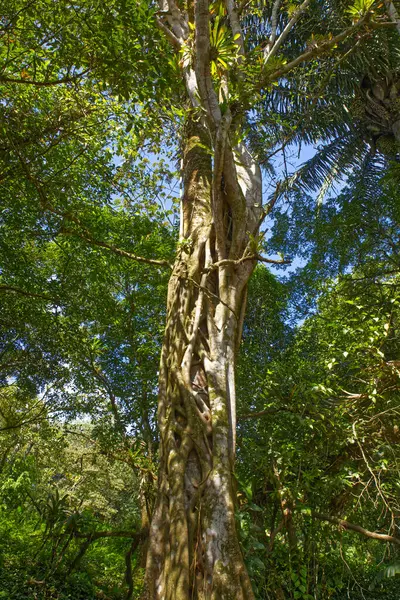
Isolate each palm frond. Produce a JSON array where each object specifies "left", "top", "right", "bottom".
[{"left": 281, "top": 132, "right": 370, "bottom": 197}]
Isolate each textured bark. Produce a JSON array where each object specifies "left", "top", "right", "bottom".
[
  {"left": 145, "top": 1, "right": 264, "bottom": 596},
  {"left": 145, "top": 114, "right": 262, "bottom": 599}
]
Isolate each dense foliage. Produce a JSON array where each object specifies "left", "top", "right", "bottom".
[{"left": 1, "top": 0, "right": 399, "bottom": 598}]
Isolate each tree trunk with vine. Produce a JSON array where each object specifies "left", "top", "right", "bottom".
[
  {"left": 145, "top": 112, "right": 262, "bottom": 598},
  {"left": 145, "top": 2, "right": 264, "bottom": 598}
]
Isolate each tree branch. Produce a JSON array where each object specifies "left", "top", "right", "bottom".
[
  {"left": 212, "top": 113, "right": 232, "bottom": 260},
  {"left": 68, "top": 529, "right": 147, "bottom": 576},
  {"left": 15, "top": 149, "right": 172, "bottom": 270},
  {"left": 258, "top": 254, "right": 291, "bottom": 265},
  {"left": 265, "top": 180, "right": 281, "bottom": 215},
  {"left": 237, "top": 0, "right": 250, "bottom": 16},
  {"left": 238, "top": 406, "right": 297, "bottom": 420},
  {"left": 63, "top": 428, "right": 157, "bottom": 480},
  {"left": 0, "top": 284, "right": 54, "bottom": 301},
  {"left": 0, "top": 413, "right": 47, "bottom": 432},
  {"left": 312, "top": 513, "right": 400, "bottom": 546},
  {"left": 195, "top": 0, "right": 221, "bottom": 123},
  {"left": 73, "top": 530, "right": 146, "bottom": 540},
  {"left": 61, "top": 228, "right": 172, "bottom": 268},
  {"left": 158, "top": 0, "right": 188, "bottom": 42},
  {"left": 125, "top": 534, "right": 143, "bottom": 600},
  {"left": 181, "top": 240, "right": 212, "bottom": 389},
  {"left": 384, "top": 0, "right": 400, "bottom": 34},
  {"left": 186, "top": 275, "right": 238, "bottom": 318},
  {"left": 155, "top": 16, "right": 182, "bottom": 49},
  {"left": 262, "top": 16, "right": 394, "bottom": 86},
  {"left": 0, "top": 69, "right": 91, "bottom": 87},
  {"left": 68, "top": 538, "right": 92, "bottom": 574},
  {"left": 265, "top": 0, "right": 311, "bottom": 61},
  {"left": 208, "top": 253, "right": 290, "bottom": 270},
  {"left": 267, "top": 518, "right": 284, "bottom": 552},
  {"left": 225, "top": 0, "right": 245, "bottom": 56},
  {"left": 268, "top": 0, "right": 282, "bottom": 51}
]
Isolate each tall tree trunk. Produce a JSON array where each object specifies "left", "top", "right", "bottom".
[
  {"left": 145, "top": 1, "right": 265, "bottom": 596},
  {"left": 145, "top": 113, "right": 262, "bottom": 599}
]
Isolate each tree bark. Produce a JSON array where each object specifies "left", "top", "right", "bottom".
[
  {"left": 145, "top": 1, "right": 265, "bottom": 596},
  {"left": 145, "top": 112, "right": 262, "bottom": 599}
]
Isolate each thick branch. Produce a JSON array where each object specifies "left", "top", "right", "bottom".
[
  {"left": 68, "top": 538, "right": 92, "bottom": 574},
  {"left": 195, "top": 0, "right": 221, "bottom": 123},
  {"left": 209, "top": 254, "right": 290, "bottom": 271},
  {"left": 158, "top": 0, "right": 188, "bottom": 41},
  {"left": 212, "top": 113, "right": 232, "bottom": 259},
  {"left": 265, "top": 181, "right": 281, "bottom": 214},
  {"left": 313, "top": 513, "right": 400, "bottom": 546},
  {"left": 258, "top": 255, "right": 291, "bottom": 265},
  {"left": 68, "top": 529, "right": 146, "bottom": 577},
  {"left": 155, "top": 16, "right": 182, "bottom": 49},
  {"left": 225, "top": 0, "right": 245, "bottom": 56},
  {"left": 237, "top": 0, "right": 250, "bottom": 16},
  {"left": 181, "top": 241, "right": 212, "bottom": 388},
  {"left": 268, "top": 0, "right": 282, "bottom": 50},
  {"left": 265, "top": 0, "right": 311, "bottom": 61}
]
